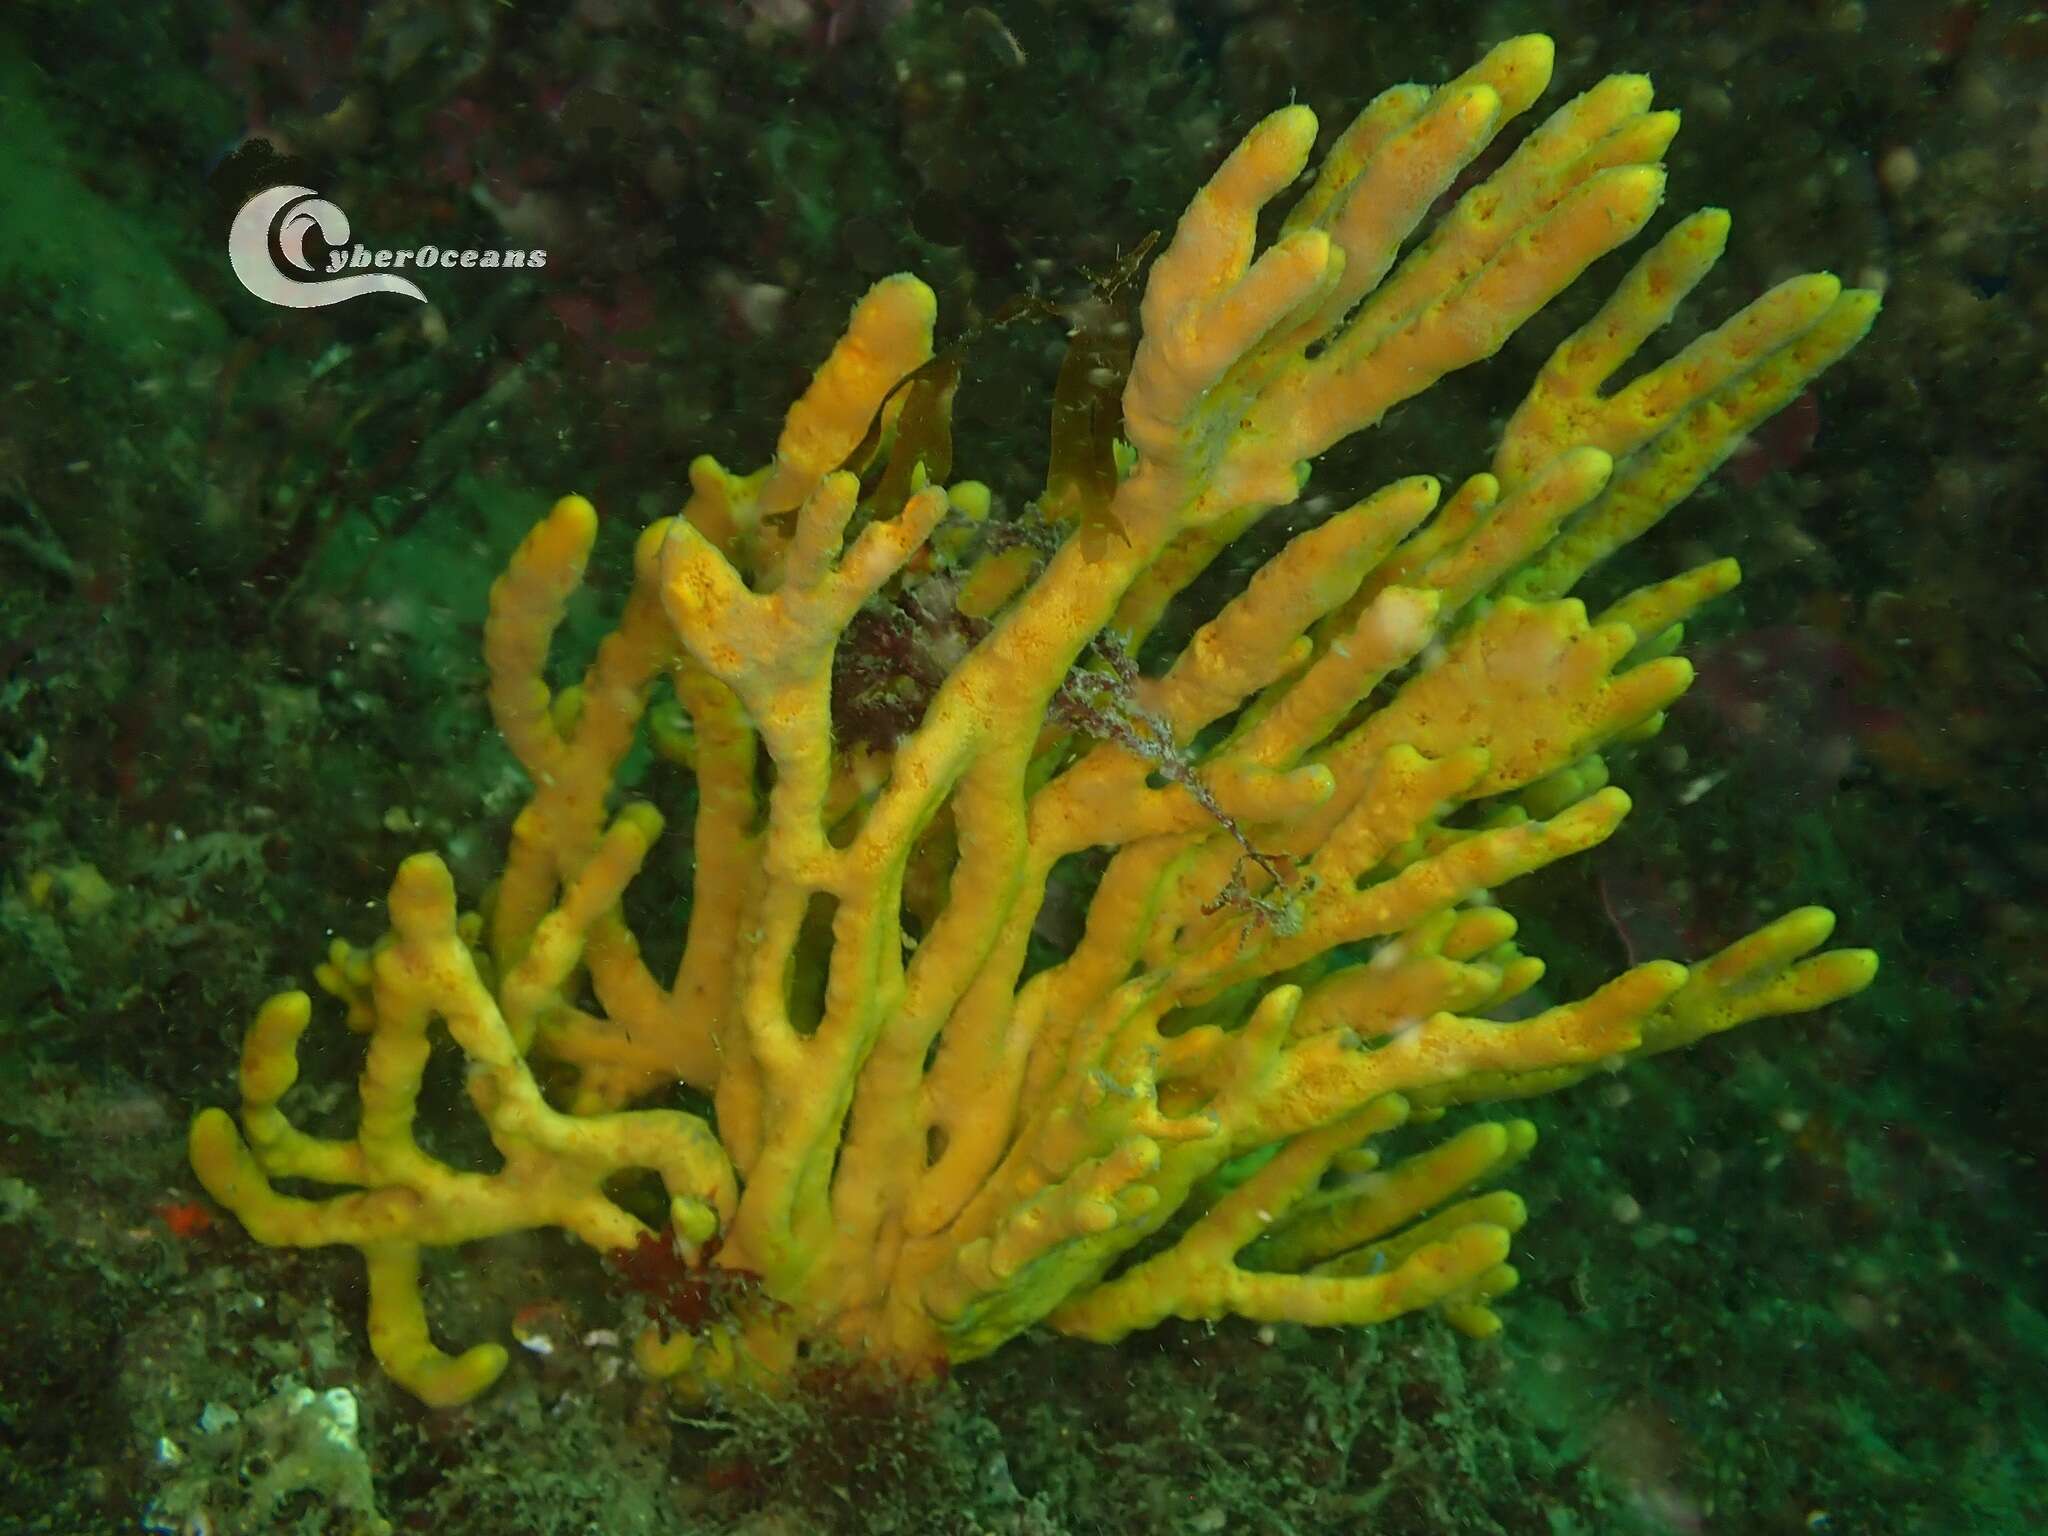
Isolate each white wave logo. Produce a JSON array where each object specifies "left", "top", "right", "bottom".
[{"left": 229, "top": 186, "right": 426, "bottom": 309}]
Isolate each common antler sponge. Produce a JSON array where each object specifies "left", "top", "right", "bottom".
[{"left": 191, "top": 35, "right": 1878, "bottom": 1405}]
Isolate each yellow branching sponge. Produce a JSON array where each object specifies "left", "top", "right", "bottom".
[{"left": 192, "top": 36, "right": 1880, "bottom": 1405}]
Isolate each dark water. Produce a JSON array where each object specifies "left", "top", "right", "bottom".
[{"left": 2, "top": 3, "right": 2042, "bottom": 1533}]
